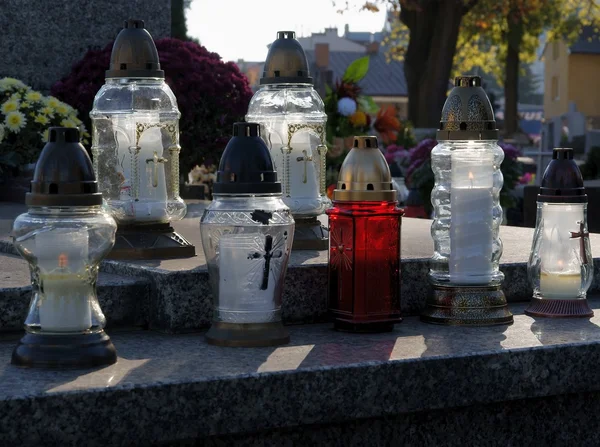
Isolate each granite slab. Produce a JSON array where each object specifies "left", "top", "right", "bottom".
[
  {"left": 0, "top": 253, "right": 150, "bottom": 331},
  {"left": 2, "top": 300, "right": 600, "bottom": 446}
]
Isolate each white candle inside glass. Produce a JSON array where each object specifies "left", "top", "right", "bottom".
[
  {"left": 218, "top": 234, "right": 276, "bottom": 316},
  {"left": 538, "top": 204, "right": 584, "bottom": 299},
  {"left": 36, "top": 230, "right": 92, "bottom": 332},
  {"left": 114, "top": 114, "right": 168, "bottom": 222},
  {"left": 449, "top": 149, "right": 494, "bottom": 284}
]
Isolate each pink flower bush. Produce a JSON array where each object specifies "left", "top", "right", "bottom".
[{"left": 51, "top": 38, "right": 253, "bottom": 178}]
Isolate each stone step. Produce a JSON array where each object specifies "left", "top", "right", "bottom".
[
  {"left": 0, "top": 253, "right": 150, "bottom": 332},
  {"left": 1, "top": 300, "right": 600, "bottom": 446}
]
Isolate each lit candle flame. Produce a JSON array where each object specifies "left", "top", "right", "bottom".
[
  {"left": 557, "top": 259, "right": 564, "bottom": 271},
  {"left": 468, "top": 172, "right": 474, "bottom": 180}
]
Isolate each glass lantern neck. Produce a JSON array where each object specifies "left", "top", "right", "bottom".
[
  {"left": 263, "top": 83, "right": 313, "bottom": 90},
  {"left": 212, "top": 193, "right": 282, "bottom": 199},
  {"left": 106, "top": 78, "right": 164, "bottom": 85},
  {"left": 26, "top": 205, "right": 104, "bottom": 216},
  {"left": 440, "top": 140, "right": 498, "bottom": 146}
]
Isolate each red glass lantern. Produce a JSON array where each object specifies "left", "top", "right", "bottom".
[{"left": 326, "top": 136, "right": 403, "bottom": 332}]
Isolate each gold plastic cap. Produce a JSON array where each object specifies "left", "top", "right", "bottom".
[{"left": 333, "top": 136, "right": 397, "bottom": 202}]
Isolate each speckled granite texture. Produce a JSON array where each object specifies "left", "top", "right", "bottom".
[
  {"left": 0, "top": 0, "right": 170, "bottom": 91},
  {"left": 195, "top": 392, "right": 600, "bottom": 446},
  {"left": 2, "top": 301, "right": 600, "bottom": 446},
  {"left": 0, "top": 253, "right": 150, "bottom": 331}
]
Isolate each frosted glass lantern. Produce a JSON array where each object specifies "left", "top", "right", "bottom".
[
  {"left": 11, "top": 128, "right": 118, "bottom": 368},
  {"left": 90, "top": 19, "right": 194, "bottom": 259},
  {"left": 421, "top": 76, "right": 513, "bottom": 326},
  {"left": 526, "top": 148, "right": 593, "bottom": 317},
  {"left": 200, "top": 123, "right": 295, "bottom": 347},
  {"left": 246, "top": 31, "right": 329, "bottom": 250}
]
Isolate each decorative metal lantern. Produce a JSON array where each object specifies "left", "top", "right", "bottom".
[
  {"left": 246, "top": 31, "right": 329, "bottom": 250},
  {"left": 200, "top": 122, "right": 295, "bottom": 347},
  {"left": 526, "top": 148, "right": 593, "bottom": 317},
  {"left": 327, "top": 136, "right": 403, "bottom": 332},
  {"left": 90, "top": 19, "right": 194, "bottom": 259},
  {"left": 11, "top": 127, "right": 118, "bottom": 368},
  {"left": 421, "top": 76, "right": 513, "bottom": 326}
]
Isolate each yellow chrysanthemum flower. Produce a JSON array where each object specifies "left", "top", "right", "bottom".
[
  {"left": 20, "top": 101, "right": 31, "bottom": 109},
  {"left": 1, "top": 99, "right": 19, "bottom": 114},
  {"left": 34, "top": 114, "right": 49, "bottom": 125},
  {"left": 349, "top": 110, "right": 367, "bottom": 127},
  {"left": 56, "top": 104, "right": 68, "bottom": 115},
  {"left": 0, "top": 78, "right": 26, "bottom": 91},
  {"left": 45, "top": 97, "right": 60, "bottom": 108},
  {"left": 25, "top": 91, "right": 42, "bottom": 102},
  {"left": 5, "top": 111, "right": 27, "bottom": 132},
  {"left": 40, "top": 129, "right": 49, "bottom": 143},
  {"left": 29, "top": 112, "right": 36, "bottom": 118},
  {"left": 41, "top": 106, "right": 54, "bottom": 116},
  {"left": 60, "top": 119, "right": 77, "bottom": 128}
]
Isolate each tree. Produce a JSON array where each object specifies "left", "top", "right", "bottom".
[
  {"left": 454, "top": 0, "right": 600, "bottom": 135},
  {"left": 171, "top": 0, "right": 193, "bottom": 40},
  {"left": 360, "top": 0, "right": 599, "bottom": 133}
]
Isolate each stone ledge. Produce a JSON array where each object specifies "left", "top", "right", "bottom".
[
  {"left": 0, "top": 253, "right": 150, "bottom": 332},
  {"left": 2, "top": 300, "right": 600, "bottom": 446}
]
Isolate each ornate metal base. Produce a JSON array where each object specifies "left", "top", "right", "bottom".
[
  {"left": 108, "top": 223, "right": 195, "bottom": 260},
  {"left": 334, "top": 317, "right": 401, "bottom": 333},
  {"left": 11, "top": 331, "right": 117, "bottom": 368},
  {"left": 205, "top": 321, "right": 290, "bottom": 347},
  {"left": 292, "top": 217, "right": 329, "bottom": 250},
  {"left": 525, "top": 298, "right": 594, "bottom": 318},
  {"left": 421, "top": 284, "right": 513, "bottom": 326}
]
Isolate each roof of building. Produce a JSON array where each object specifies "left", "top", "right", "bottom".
[
  {"left": 344, "top": 31, "right": 385, "bottom": 45},
  {"left": 570, "top": 26, "right": 600, "bottom": 54},
  {"left": 305, "top": 49, "right": 407, "bottom": 97}
]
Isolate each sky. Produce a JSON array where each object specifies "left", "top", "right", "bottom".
[{"left": 187, "top": 0, "right": 388, "bottom": 62}]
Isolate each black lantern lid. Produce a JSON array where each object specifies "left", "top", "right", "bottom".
[
  {"left": 437, "top": 75, "right": 498, "bottom": 141},
  {"left": 26, "top": 127, "right": 102, "bottom": 207},
  {"left": 539, "top": 148, "right": 587, "bottom": 203},
  {"left": 260, "top": 31, "right": 313, "bottom": 85},
  {"left": 212, "top": 122, "right": 282, "bottom": 195},
  {"left": 105, "top": 19, "right": 164, "bottom": 79}
]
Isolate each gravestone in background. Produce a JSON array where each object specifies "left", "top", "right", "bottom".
[{"left": 0, "top": 0, "right": 171, "bottom": 92}]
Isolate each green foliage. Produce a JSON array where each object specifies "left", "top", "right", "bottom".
[{"left": 342, "top": 56, "right": 370, "bottom": 83}]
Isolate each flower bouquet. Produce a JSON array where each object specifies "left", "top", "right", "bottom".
[{"left": 0, "top": 77, "right": 87, "bottom": 174}]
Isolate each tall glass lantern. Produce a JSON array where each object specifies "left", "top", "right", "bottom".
[
  {"left": 11, "top": 128, "right": 118, "bottom": 368},
  {"left": 246, "top": 31, "right": 329, "bottom": 250},
  {"left": 421, "top": 76, "right": 513, "bottom": 326},
  {"left": 526, "top": 148, "right": 593, "bottom": 317},
  {"left": 200, "top": 123, "right": 295, "bottom": 347},
  {"left": 90, "top": 19, "right": 194, "bottom": 259}
]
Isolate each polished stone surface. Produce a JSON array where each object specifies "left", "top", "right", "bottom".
[{"left": 2, "top": 300, "right": 600, "bottom": 446}]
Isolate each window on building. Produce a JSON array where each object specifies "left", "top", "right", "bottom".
[
  {"left": 553, "top": 41, "right": 559, "bottom": 60},
  {"left": 551, "top": 76, "right": 559, "bottom": 100}
]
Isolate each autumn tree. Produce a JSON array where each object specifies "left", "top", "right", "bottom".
[{"left": 455, "top": 0, "right": 600, "bottom": 135}]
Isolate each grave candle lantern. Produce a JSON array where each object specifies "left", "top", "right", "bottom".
[
  {"left": 11, "top": 127, "right": 118, "bottom": 368},
  {"left": 327, "top": 136, "right": 403, "bottom": 332},
  {"left": 246, "top": 31, "right": 330, "bottom": 250},
  {"left": 200, "top": 122, "right": 295, "bottom": 347},
  {"left": 421, "top": 76, "right": 513, "bottom": 326},
  {"left": 526, "top": 148, "right": 593, "bottom": 317},
  {"left": 90, "top": 19, "right": 194, "bottom": 259}
]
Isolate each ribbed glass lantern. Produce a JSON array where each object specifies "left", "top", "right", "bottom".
[
  {"left": 421, "top": 76, "right": 513, "bottom": 326},
  {"left": 246, "top": 31, "right": 329, "bottom": 250},
  {"left": 200, "top": 123, "right": 295, "bottom": 347},
  {"left": 526, "top": 148, "right": 593, "bottom": 317},
  {"left": 90, "top": 19, "right": 194, "bottom": 259},
  {"left": 11, "top": 127, "right": 118, "bottom": 368}
]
